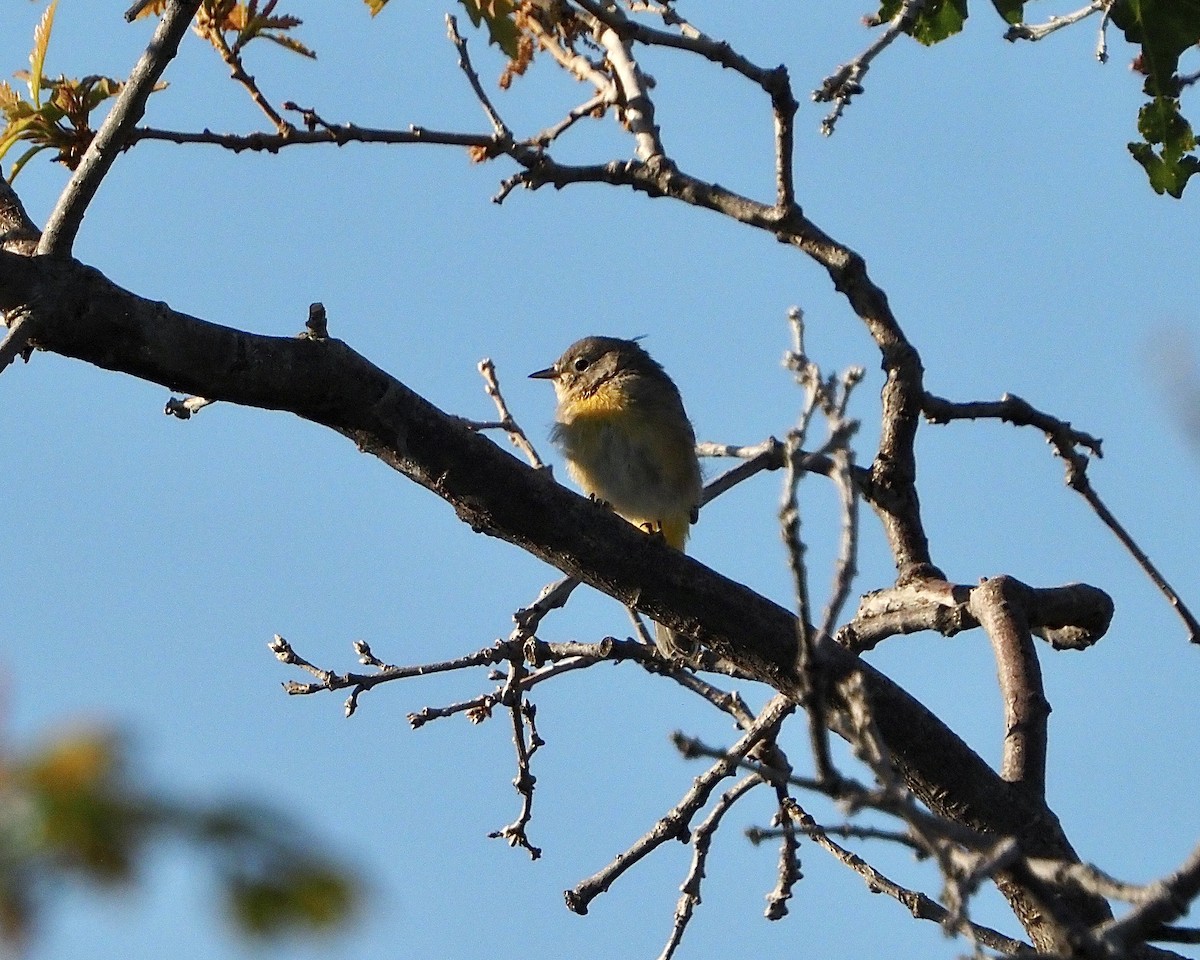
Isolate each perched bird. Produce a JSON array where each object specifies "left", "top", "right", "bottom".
[{"left": 530, "top": 336, "right": 702, "bottom": 660}]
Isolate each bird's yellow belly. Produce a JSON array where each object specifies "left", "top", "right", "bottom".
[{"left": 554, "top": 404, "right": 695, "bottom": 549}]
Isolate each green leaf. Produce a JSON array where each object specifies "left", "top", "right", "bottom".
[
  {"left": 8, "top": 144, "right": 49, "bottom": 182},
  {"left": 877, "top": 0, "right": 969, "bottom": 46},
  {"left": 458, "top": 0, "right": 521, "bottom": 59},
  {"left": 264, "top": 33, "right": 317, "bottom": 59},
  {"left": 990, "top": 0, "right": 1025, "bottom": 25},
  {"left": 1138, "top": 96, "right": 1196, "bottom": 146},
  {"left": 1129, "top": 97, "right": 1200, "bottom": 197},
  {"left": 29, "top": 0, "right": 59, "bottom": 110},
  {"left": 0, "top": 115, "right": 42, "bottom": 167},
  {"left": 1129, "top": 141, "right": 1200, "bottom": 197},
  {"left": 228, "top": 866, "right": 356, "bottom": 937},
  {"left": 81, "top": 76, "right": 127, "bottom": 115},
  {"left": 1110, "top": 0, "right": 1200, "bottom": 98}
]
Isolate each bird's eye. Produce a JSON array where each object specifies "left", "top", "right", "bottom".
[{"left": 573, "top": 357, "right": 590, "bottom": 372}]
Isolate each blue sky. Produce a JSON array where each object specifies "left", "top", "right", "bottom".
[{"left": 2, "top": 3, "right": 1198, "bottom": 959}]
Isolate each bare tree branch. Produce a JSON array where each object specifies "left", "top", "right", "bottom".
[
  {"left": 131, "top": 124, "right": 501, "bottom": 152},
  {"left": 657, "top": 774, "right": 762, "bottom": 960},
  {"left": 565, "top": 695, "right": 793, "bottom": 915},
  {"left": 785, "top": 798, "right": 1030, "bottom": 954},
  {"left": 1100, "top": 844, "right": 1200, "bottom": 953},
  {"left": 0, "top": 244, "right": 1127, "bottom": 949},
  {"left": 464, "top": 358, "right": 547, "bottom": 469},
  {"left": 968, "top": 577, "right": 1049, "bottom": 795},
  {"left": 446, "top": 15, "right": 513, "bottom": 140},
  {"left": 924, "top": 392, "right": 1199, "bottom": 643},
  {"left": 1004, "top": 1, "right": 1109, "bottom": 44},
  {"left": 814, "top": 0, "right": 929, "bottom": 135},
  {"left": 838, "top": 578, "right": 1113, "bottom": 654}
]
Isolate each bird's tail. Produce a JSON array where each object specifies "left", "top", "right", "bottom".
[
  {"left": 652, "top": 511, "right": 698, "bottom": 662},
  {"left": 654, "top": 621, "right": 698, "bottom": 662}
]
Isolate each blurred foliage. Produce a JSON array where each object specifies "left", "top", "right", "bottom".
[{"left": 0, "top": 726, "right": 359, "bottom": 951}]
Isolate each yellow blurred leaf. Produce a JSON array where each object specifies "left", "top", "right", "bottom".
[
  {"left": 25, "top": 731, "right": 117, "bottom": 792},
  {"left": 131, "top": 0, "right": 167, "bottom": 19},
  {"left": 29, "top": 0, "right": 59, "bottom": 109}
]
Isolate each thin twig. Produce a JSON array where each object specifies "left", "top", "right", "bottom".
[
  {"left": 747, "top": 820, "right": 926, "bottom": 854},
  {"left": 657, "top": 775, "right": 762, "bottom": 960},
  {"left": 470, "top": 358, "right": 545, "bottom": 468},
  {"left": 487, "top": 664, "right": 542, "bottom": 859},
  {"left": 781, "top": 309, "right": 835, "bottom": 784},
  {"left": 671, "top": 731, "right": 987, "bottom": 852},
  {"left": 813, "top": 0, "right": 928, "bottom": 136},
  {"left": 270, "top": 634, "right": 508, "bottom": 699},
  {"left": 1095, "top": 0, "right": 1115, "bottom": 62},
  {"left": 924, "top": 392, "right": 1198, "bottom": 643},
  {"left": 203, "top": 16, "right": 292, "bottom": 133},
  {"left": 565, "top": 694, "right": 794, "bottom": 915},
  {"left": 528, "top": 92, "right": 609, "bottom": 148},
  {"left": 446, "top": 15, "right": 512, "bottom": 140},
  {"left": 1003, "top": 1, "right": 1107, "bottom": 43},
  {"left": 1099, "top": 842, "right": 1200, "bottom": 952},
  {"left": 819, "top": 446, "right": 860, "bottom": 639},
  {"left": 784, "top": 798, "right": 1029, "bottom": 954},
  {"left": 763, "top": 787, "right": 800, "bottom": 920},
  {"left": 1069, "top": 470, "right": 1200, "bottom": 643},
  {"left": 132, "top": 124, "right": 501, "bottom": 151},
  {"left": 698, "top": 439, "right": 785, "bottom": 504}
]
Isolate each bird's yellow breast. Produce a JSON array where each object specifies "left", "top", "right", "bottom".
[{"left": 553, "top": 378, "right": 699, "bottom": 549}]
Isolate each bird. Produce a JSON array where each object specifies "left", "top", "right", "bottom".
[{"left": 530, "top": 336, "right": 702, "bottom": 660}]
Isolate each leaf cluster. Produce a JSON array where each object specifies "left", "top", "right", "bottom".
[
  {"left": 188, "top": 0, "right": 315, "bottom": 60},
  {"left": 0, "top": 2, "right": 139, "bottom": 181},
  {"left": 0, "top": 727, "right": 359, "bottom": 948},
  {"left": 1111, "top": 0, "right": 1200, "bottom": 197}
]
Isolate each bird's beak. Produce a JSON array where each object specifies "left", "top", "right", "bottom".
[{"left": 528, "top": 365, "right": 558, "bottom": 380}]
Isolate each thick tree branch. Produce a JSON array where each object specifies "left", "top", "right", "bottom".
[
  {"left": 968, "top": 577, "right": 1049, "bottom": 796},
  {"left": 0, "top": 180, "right": 39, "bottom": 255},
  {"left": 838, "top": 578, "right": 1113, "bottom": 654},
  {"left": 0, "top": 248, "right": 1125, "bottom": 952}
]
